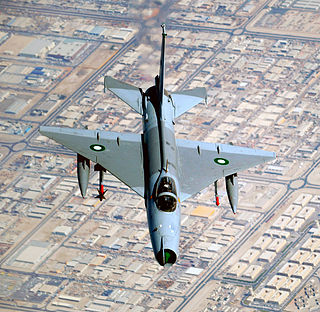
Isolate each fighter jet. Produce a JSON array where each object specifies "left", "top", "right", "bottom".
[{"left": 39, "top": 24, "right": 275, "bottom": 266}]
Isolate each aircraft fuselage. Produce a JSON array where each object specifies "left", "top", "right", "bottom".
[{"left": 143, "top": 84, "right": 180, "bottom": 266}]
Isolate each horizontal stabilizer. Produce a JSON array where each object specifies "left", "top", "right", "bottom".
[
  {"left": 171, "top": 87, "right": 207, "bottom": 118},
  {"left": 104, "top": 76, "right": 143, "bottom": 115}
]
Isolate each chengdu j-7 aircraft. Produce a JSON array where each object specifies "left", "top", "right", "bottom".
[{"left": 40, "top": 24, "right": 275, "bottom": 266}]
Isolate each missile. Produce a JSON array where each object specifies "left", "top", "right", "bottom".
[
  {"left": 214, "top": 180, "right": 220, "bottom": 206},
  {"left": 94, "top": 164, "right": 107, "bottom": 201},
  {"left": 77, "top": 154, "right": 90, "bottom": 198},
  {"left": 225, "top": 173, "right": 238, "bottom": 214},
  {"left": 95, "top": 184, "right": 107, "bottom": 201}
]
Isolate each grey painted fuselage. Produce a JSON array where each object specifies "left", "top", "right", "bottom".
[
  {"left": 142, "top": 25, "right": 180, "bottom": 266},
  {"left": 143, "top": 84, "right": 180, "bottom": 266}
]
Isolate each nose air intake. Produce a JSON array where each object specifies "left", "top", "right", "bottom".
[
  {"left": 155, "top": 237, "right": 177, "bottom": 266},
  {"left": 156, "top": 249, "right": 177, "bottom": 266}
]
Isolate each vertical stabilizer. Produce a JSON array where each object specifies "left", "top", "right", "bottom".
[{"left": 159, "top": 24, "right": 166, "bottom": 112}]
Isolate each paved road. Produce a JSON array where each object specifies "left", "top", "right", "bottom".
[{"left": 0, "top": 2, "right": 138, "bottom": 23}]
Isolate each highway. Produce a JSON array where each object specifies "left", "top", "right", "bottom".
[{"left": 0, "top": 2, "right": 138, "bottom": 23}]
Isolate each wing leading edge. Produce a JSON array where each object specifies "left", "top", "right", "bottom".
[
  {"left": 39, "top": 126, "right": 145, "bottom": 197},
  {"left": 176, "top": 139, "right": 275, "bottom": 201}
]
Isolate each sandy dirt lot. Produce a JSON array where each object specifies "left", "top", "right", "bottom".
[
  {"left": 54, "top": 44, "right": 117, "bottom": 97},
  {"left": 0, "top": 35, "right": 33, "bottom": 55}
]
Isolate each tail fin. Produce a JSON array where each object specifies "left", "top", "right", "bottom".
[
  {"left": 159, "top": 24, "right": 166, "bottom": 111},
  {"left": 104, "top": 76, "right": 143, "bottom": 115},
  {"left": 171, "top": 87, "right": 207, "bottom": 118}
]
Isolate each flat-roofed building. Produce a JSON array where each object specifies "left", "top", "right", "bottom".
[
  {"left": 253, "top": 288, "right": 276, "bottom": 303},
  {"left": 191, "top": 205, "right": 215, "bottom": 218},
  {"left": 267, "top": 238, "right": 287, "bottom": 253},
  {"left": 271, "top": 216, "right": 291, "bottom": 230},
  {"left": 242, "top": 265, "right": 263, "bottom": 280},
  {"left": 89, "top": 254, "right": 106, "bottom": 266},
  {"left": 58, "top": 295, "right": 81, "bottom": 302},
  {"left": 266, "top": 275, "right": 288, "bottom": 289},
  {"left": 135, "top": 276, "right": 151, "bottom": 287},
  {"left": 86, "top": 300, "right": 113, "bottom": 311},
  {"left": 285, "top": 217, "right": 305, "bottom": 232},
  {"left": 52, "top": 225, "right": 72, "bottom": 236},
  {"left": 111, "top": 28, "right": 133, "bottom": 41},
  {"left": 252, "top": 236, "right": 272, "bottom": 250},
  {"left": 227, "top": 262, "right": 248, "bottom": 278},
  {"left": 264, "top": 229, "right": 290, "bottom": 239},
  {"left": 4, "top": 96, "right": 31, "bottom": 115},
  {"left": 19, "top": 38, "right": 55, "bottom": 58},
  {"left": 294, "top": 193, "right": 312, "bottom": 206},
  {"left": 88, "top": 26, "right": 105, "bottom": 37},
  {"left": 268, "top": 290, "right": 289, "bottom": 306},
  {"left": 240, "top": 249, "right": 261, "bottom": 264},
  {"left": 208, "top": 243, "right": 223, "bottom": 252},
  {"left": 51, "top": 301, "right": 73, "bottom": 309},
  {"left": 185, "top": 267, "right": 203, "bottom": 276},
  {"left": 301, "top": 237, "right": 320, "bottom": 252},
  {"left": 310, "top": 195, "right": 320, "bottom": 205},
  {"left": 296, "top": 206, "right": 315, "bottom": 220},
  {"left": 73, "top": 263, "right": 87, "bottom": 275},
  {"left": 311, "top": 228, "right": 320, "bottom": 239},
  {"left": 15, "top": 245, "right": 49, "bottom": 264},
  {"left": 47, "top": 39, "right": 87, "bottom": 62},
  {"left": 290, "top": 250, "right": 311, "bottom": 264},
  {"left": 304, "top": 253, "right": 320, "bottom": 267},
  {"left": 292, "top": 265, "right": 313, "bottom": 279},
  {"left": 280, "top": 278, "right": 301, "bottom": 292},
  {"left": 258, "top": 250, "right": 277, "bottom": 263},
  {"left": 278, "top": 262, "right": 299, "bottom": 277},
  {"left": 22, "top": 190, "right": 41, "bottom": 202},
  {"left": 283, "top": 204, "right": 302, "bottom": 218},
  {"left": 127, "top": 261, "right": 143, "bottom": 273},
  {"left": 39, "top": 284, "right": 59, "bottom": 294}
]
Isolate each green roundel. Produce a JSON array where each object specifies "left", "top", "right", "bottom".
[
  {"left": 90, "top": 144, "right": 105, "bottom": 152},
  {"left": 214, "top": 157, "right": 229, "bottom": 165}
]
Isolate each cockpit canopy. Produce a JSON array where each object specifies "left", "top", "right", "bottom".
[{"left": 155, "top": 176, "right": 177, "bottom": 212}]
